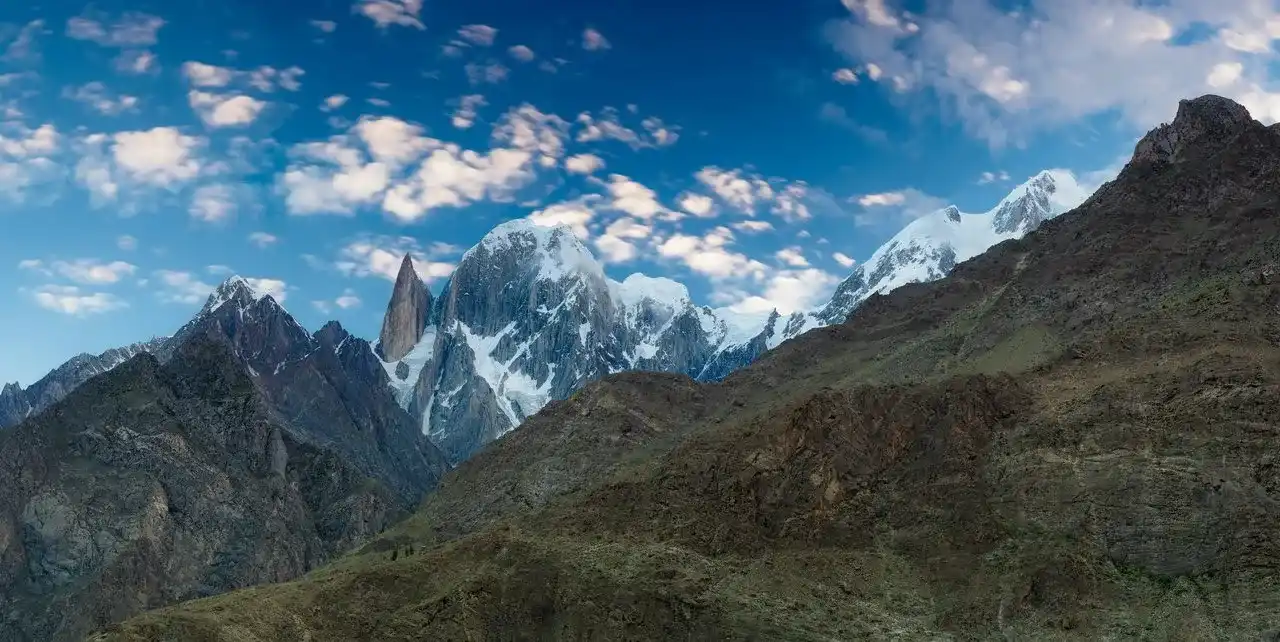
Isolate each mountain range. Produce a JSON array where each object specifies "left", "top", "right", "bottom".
[
  {"left": 0, "top": 168, "right": 1086, "bottom": 465},
  {"left": 93, "top": 93, "right": 1280, "bottom": 640},
  {"left": 0, "top": 157, "right": 1082, "bottom": 640}
]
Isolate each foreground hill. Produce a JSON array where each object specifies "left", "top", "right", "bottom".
[{"left": 96, "top": 94, "right": 1280, "bottom": 640}]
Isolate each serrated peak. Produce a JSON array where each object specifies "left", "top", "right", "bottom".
[{"left": 378, "top": 254, "right": 431, "bottom": 362}]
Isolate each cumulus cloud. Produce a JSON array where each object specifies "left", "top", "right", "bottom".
[
  {"left": 66, "top": 11, "right": 164, "bottom": 47},
  {"left": 311, "top": 20, "right": 338, "bottom": 33},
  {"left": 977, "top": 170, "right": 1011, "bottom": 185},
  {"left": 658, "top": 227, "right": 767, "bottom": 280},
  {"left": 116, "top": 235, "right": 137, "bottom": 251},
  {"left": 355, "top": 0, "right": 424, "bottom": 29},
  {"left": 153, "top": 270, "right": 215, "bottom": 304},
  {"left": 775, "top": 246, "right": 810, "bottom": 268},
  {"left": 188, "top": 91, "right": 267, "bottom": 127},
  {"left": 189, "top": 184, "right": 239, "bottom": 222},
  {"left": 833, "top": 252, "right": 857, "bottom": 268},
  {"left": 677, "top": 192, "right": 714, "bottom": 217},
  {"left": 248, "top": 231, "right": 278, "bottom": 248},
  {"left": 582, "top": 27, "right": 611, "bottom": 51},
  {"left": 335, "top": 235, "right": 456, "bottom": 283},
  {"left": 826, "top": 0, "right": 1280, "bottom": 144},
  {"left": 26, "top": 284, "right": 126, "bottom": 316},
  {"left": 322, "top": 94, "right": 349, "bottom": 111},
  {"left": 832, "top": 68, "right": 858, "bottom": 84},
  {"left": 20, "top": 258, "right": 137, "bottom": 284},
  {"left": 182, "top": 61, "right": 234, "bottom": 87},
  {"left": 451, "top": 94, "right": 487, "bottom": 129},
  {"left": 564, "top": 152, "right": 604, "bottom": 175},
  {"left": 63, "top": 82, "right": 139, "bottom": 115},
  {"left": 726, "top": 268, "right": 840, "bottom": 315},
  {"left": 458, "top": 24, "right": 497, "bottom": 46},
  {"left": 0, "top": 123, "right": 63, "bottom": 204},
  {"left": 852, "top": 187, "right": 949, "bottom": 226},
  {"left": 576, "top": 107, "right": 680, "bottom": 149},
  {"left": 528, "top": 197, "right": 598, "bottom": 238},
  {"left": 74, "top": 127, "right": 204, "bottom": 210},
  {"left": 508, "top": 45, "right": 535, "bottom": 62}
]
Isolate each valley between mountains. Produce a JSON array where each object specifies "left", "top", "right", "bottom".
[{"left": 7, "top": 93, "right": 1280, "bottom": 640}]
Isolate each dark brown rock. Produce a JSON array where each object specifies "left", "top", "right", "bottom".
[{"left": 377, "top": 254, "right": 431, "bottom": 362}]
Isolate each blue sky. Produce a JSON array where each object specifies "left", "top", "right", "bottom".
[{"left": 2, "top": 0, "right": 1277, "bottom": 385}]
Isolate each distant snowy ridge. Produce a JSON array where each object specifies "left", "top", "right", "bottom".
[{"left": 377, "top": 168, "right": 1089, "bottom": 462}]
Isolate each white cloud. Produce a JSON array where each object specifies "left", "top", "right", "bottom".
[
  {"left": 594, "top": 217, "right": 651, "bottom": 263},
  {"left": 355, "top": 115, "right": 435, "bottom": 166},
  {"left": 491, "top": 104, "right": 570, "bottom": 167},
  {"left": 336, "top": 236, "right": 456, "bottom": 283},
  {"left": 355, "top": 0, "right": 424, "bottom": 29},
  {"left": 322, "top": 94, "right": 349, "bottom": 111},
  {"left": 22, "top": 258, "right": 137, "bottom": 284},
  {"left": 189, "top": 184, "right": 238, "bottom": 222},
  {"left": 528, "top": 198, "right": 597, "bottom": 238},
  {"left": 677, "top": 192, "right": 714, "bottom": 217},
  {"left": 856, "top": 191, "right": 906, "bottom": 207},
  {"left": 66, "top": 12, "right": 164, "bottom": 47},
  {"left": 508, "top": 45, "right": 536, "bottom": 62},
  {"left": 733, "top": 220, "right": 773, "bottom": 233},
  {"left": 576, "top": 107, "right": 680, "bottom": 149},
  {"left": 4, "top": 20, "right": 45, "bottom": 63},
  {"left": 695, "top": 166, "right": 773, "bottom": 213},
  {"left": 826, "top": 0, "right": 1280, "bottom": 144},
  {"left": 976, "top": 170, "right": 1010, "bottom": 185},
  {"left": 0, "top": 123, "right": 63, "bottom": 204},
  {"left": 113, "top": 49, "right": 157, "bottom": 75},
  {"left": 182, "top": 61, "right": 234, "bottom": 87},
  {"left": 452, "top": 94, "right": 487, "bottom": 129},
  {"left": 311, "top": 20, "right": 338, "bottom": 33},
  {"left": 583, "top": 27, "right": 611, "bottom": 51},
  {"left": 206, "top": 264, "right": 233, "bottom": 276},
  {"left": 248, "top": 65, "right": 305, "bottom": 92},
  {"left": 833, "top": 252, "right": 857, "bottom": 268},
  {"left": 775, "top": 247, "right": 809, "bottom": 268},
  {"left": 658, "top": 227, "right": 767, "bottom": 280},
  {"left": 109, "top": 127, "right": 203, "bottom": 186},
  {"left": 465, "top": 61, "right": 509, "bottom": 85},
  {"left": 245, "top": 277, "right": 288, "bottom": 302},
  {"left": 564, "top": 152, "right": 604, "bottom": 175},
  {"left": 27, "top": 284, "right": 126, "bottom": 316},
  {"left": 247, "top": 232, "right": 278, "bottom": 249},
  {"left": 458, "top": 24, "right": 497, "bottom": 46},
  {"left": 188, "top": 91, "right": 266, "bottom": 127},
  {"left": 727, "top": 268, "right": 840, "bottom": 315},
  {"left": 381, "top": 146, "right": 532, "bottom": 222},
  {"left": 153, "top": 269, "right": 214, "bottom": 305},
  {"left": 606, "top": 174, "right": 669, "bottom": 220},
  {"left": 336, "top": 289, "right": 361, "bottom": 308},
  {"left": 63, "top": 82, "right": 139, "bottom": 115},
  {"left": 117, "top": 235, "right": 138, "bottom": 251},
  {"left": 1207, "top": 61, "right": 1244, "bottom": 89},
  {"left": 832, "top": 68, "right": 858, "bottom": 84},
  {"left": 852, "top": 187, "right": 948, "bottom": 226}
]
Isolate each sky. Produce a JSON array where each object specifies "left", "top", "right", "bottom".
[{"left": 3, "top": 0, "right": 1280, "bottom": 386}]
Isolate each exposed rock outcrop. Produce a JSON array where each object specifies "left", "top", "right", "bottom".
[{"left": 377, "top": 255, "right": 432, "bottom": 363}]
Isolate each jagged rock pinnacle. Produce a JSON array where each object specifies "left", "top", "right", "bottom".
[
  {"left": 378, "top": 254, "right": 432, "bottom": 362},
  {"left": 1132, "top": 94, "right": 1255, "bottom": 166}
]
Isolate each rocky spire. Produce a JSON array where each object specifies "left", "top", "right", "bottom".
[
  {"left": 1132, "top": 94, "right": 1255, "bottom": 167},
  {"left": 378, "top": 254, "right": 432, "bottom": 362}
]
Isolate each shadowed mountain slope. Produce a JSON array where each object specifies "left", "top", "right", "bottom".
[{"left": 97, "top": 95, "right": 1280, "bottom": 640}]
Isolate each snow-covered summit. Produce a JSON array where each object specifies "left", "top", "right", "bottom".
[
  {"left": 611, "top": 273, "right": 691, "bottom": 310},
  {"left": 466, "top": 218, "right": 604, "bottom": 283},
  {"left": 201, "top": 275, "right": 274, "bottom": 315}
]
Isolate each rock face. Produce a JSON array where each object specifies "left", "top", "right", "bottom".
[
  {"left": 169, "top": 277, "right": 450, "bottom": 506},
  {"left": 377, "top": 255, "right": 432, "bottom": 363},
  {"left": 376, "top": 172, "right": 1088, "bottom": 463},
  {"left": 0, "top": 333, "right": 401, "bottom": 642},
  {"left": 1132, "top": 94, "right": 1254, "bottom": 166},
  {"left": 99, "top": 94, "right": 1280, "bottom": 641}
]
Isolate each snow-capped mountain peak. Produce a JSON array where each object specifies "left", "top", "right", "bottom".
[
  {"left": 470, "top": 218, "right": 604, "bottom": 283},
  {"left": 201, "top": 275, "right": 275, "bottom": 315}
]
